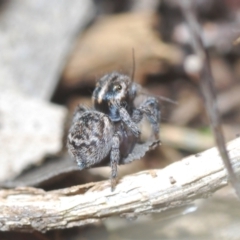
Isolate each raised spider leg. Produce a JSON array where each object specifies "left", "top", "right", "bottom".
[
  {"left": 110, "top": 132, "right": 121, "bottom": 191},
  {"left": 118, "top": 106, "right": 140, "bottom": 137},
  {"left": 132, "top": 97, "right": 160, "bottom": 140}
]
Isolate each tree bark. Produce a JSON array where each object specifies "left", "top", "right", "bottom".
[{"left": 0, "top": 137, "right": 240, "bottom": 232}]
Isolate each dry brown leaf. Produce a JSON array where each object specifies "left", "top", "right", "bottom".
[
  {"left": 62, "top": 12, "right": 183, "bottom": 88},
  {"left": 233, "top": 36, "right": 240, "bottom": 45}
]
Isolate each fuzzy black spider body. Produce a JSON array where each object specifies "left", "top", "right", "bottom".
[
  {"left": 67, "top": 106, "right": 137, "bottom": 189},
  {"left": 68, "top": 72, "right": 161, "bottom": 190}
]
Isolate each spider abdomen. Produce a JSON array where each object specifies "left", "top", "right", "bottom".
[{"left": 67, "top": 111, "right": 114, "bottom": 169}]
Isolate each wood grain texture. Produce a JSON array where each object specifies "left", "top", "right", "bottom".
[{"left": 0, "top": 137, "right": 240, "bottom": 232}]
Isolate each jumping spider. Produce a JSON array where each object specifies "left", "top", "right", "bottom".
[{"left": 67, "top": 72, "right": 160, "bottom": 190}]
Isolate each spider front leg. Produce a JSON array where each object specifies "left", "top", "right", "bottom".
[
  {"left": 132, "top": 97, "right": 160, "bottom": 140},
  {"left": 110, "top": 132, "right": 121, "bottom": 191},
  {"left": 118, "top": 106, "right": 140, "bottom": 137}
]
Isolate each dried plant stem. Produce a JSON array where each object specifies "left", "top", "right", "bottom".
[
  {"left": 179, "top": 0, "right": 240, "bottom": 198},
  {"left": 0, "top": 137, "right": 240, "bottom": 233}
]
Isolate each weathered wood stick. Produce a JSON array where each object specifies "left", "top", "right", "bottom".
[{"left": 0, "top": 137, "right": 240, "bottom": 232}]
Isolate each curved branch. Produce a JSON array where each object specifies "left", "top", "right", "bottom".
[{"left": 0, "top": 137, "right": 240, "bottom": 232}]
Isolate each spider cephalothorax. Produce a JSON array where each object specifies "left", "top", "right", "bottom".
[
  {"left": 92, "top": 72, "right": 160, "bottom": 139},
  {"left": 92, "top": 72, "right": 137, "bottom": 122}
]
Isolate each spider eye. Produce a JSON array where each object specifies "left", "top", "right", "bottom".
[{"left": 113, "top": 84, "right": 122, "bottom": 92}]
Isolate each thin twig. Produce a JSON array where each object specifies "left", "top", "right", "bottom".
[
  {"left": 178, "top": 0, "right": 240, "bottom": 199},
  {"left": 0, "top": 137, "right": 240, "bottom": 232}
]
